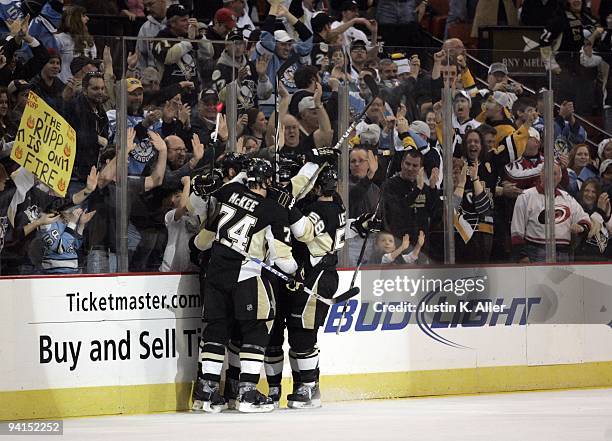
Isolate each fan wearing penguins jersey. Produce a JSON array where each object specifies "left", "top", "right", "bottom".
[
  {"left": 192, "top": 159, "right": 297, "bottom": 414},
  {"left": 211, "top": 27, "right": 273, "bottom": 113}
]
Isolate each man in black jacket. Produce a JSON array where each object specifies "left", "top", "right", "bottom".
[
  {"left": 29, "top": 48, "right": 64, "bottom": 112},
  {"left": 381, "top": 149, "right": 442, "bottom": 261},
  {"left": 62, "top": 71, "right": 109, "bottom": 195}
]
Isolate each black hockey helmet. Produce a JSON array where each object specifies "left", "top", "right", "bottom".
[
  {"left": 221, "top": 152, "right": 249, "bottom": 178},
  {"left": 277, "top": 155, "right": 301, "bottom": 185},
  {"left": 247, "top": 159, "right": 274, "bottom": 187},
  {"left": 316, "top": 166, "right": 338, "bottom": 197},
  {"left": 191, "top": 169, "right": 223, "bottom": 197}
]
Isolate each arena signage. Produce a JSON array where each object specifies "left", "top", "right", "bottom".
[{"left": 1, "top": 265, "right": 611, "bottom": 394}]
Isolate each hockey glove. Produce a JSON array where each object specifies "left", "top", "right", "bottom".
[
  {"left": 286, "top": 267, "right": 305, "bottom": 293},
  {"left": 267, "top": 185, "right": 296, "bottom": 210},
  {"left": 304, "top": 147, "right": 341, "bottom": 165},
  {"left": 351, "top": 212, "right": 383, "bottom": 238}
]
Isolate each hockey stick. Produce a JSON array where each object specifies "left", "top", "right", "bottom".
[
  {"left": 335, "top": 144, "right": 394, "bottom": 334},
  {"left": 220, "top": 239, "right": 360, "bottom": 306},
  {"left": 334, "top": 73, "right": 381, "bottom": 149},
  {"left": 293, "top": 75, "right": 382, "bottom": 201},
  {"left": 210, "top": 112, "right": 221, "bottom": 173}
]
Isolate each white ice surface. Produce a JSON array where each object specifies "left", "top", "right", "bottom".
[{"left": 15, "top": 388, "right": 612, "bottom": 441}]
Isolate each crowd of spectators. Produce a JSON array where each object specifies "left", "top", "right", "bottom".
[{"left": 0, "top": 0, "right": 611, "bottom": 275}]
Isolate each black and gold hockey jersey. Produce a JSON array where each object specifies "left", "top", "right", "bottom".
[
  {"left": 196, "top": 181, "right": 297, "bottom": 281},
  {"left": 291, "top": 198, "right": 347, "bottom": 270},
  {"left": 285, "top": 197, "right": 346, "bottom": 329}
]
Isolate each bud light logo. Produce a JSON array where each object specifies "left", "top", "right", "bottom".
[{"left": 324, "top": 295, "right": 542, "bottom": 349}]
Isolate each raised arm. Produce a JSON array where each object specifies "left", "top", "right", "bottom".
[
  {"left": 145, "top": 131, "right": 168, "bottom": 191},
  {"left": 312, "top": 83, "right": 333, "bottom": 147}
]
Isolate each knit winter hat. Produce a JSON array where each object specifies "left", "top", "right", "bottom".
[{"left": 598, "top": 138, "right": 612, "bottom": 160}]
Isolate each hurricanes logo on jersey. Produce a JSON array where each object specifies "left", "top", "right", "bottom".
[{"left": 537, "top": 205, "right": 571, "bottom": 225}]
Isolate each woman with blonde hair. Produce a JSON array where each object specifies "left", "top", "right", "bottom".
[{"left": 56, "top": 5, "right": 97, "bottom": 83}]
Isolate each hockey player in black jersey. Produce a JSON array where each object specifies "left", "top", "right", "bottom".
[
  {"left": 262, "top": 166, "right": 351, "bottom": 409},
  {"left": 191, "top": 159, "right": 297, "bottom": 413},
  {"left": 189, "top": 155, "right": 250, "bottom": 411},
  {"left": 285, "top": 167, "right": 346, "bottom": 408}
]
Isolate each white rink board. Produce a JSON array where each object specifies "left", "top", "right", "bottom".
[{"left": 1, "top": 265, "right": 612, "bottom": 393}]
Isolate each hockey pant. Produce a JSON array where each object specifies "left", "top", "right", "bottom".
[
  {"left": 198, "top": 257, "right": 276, "bottom": 385},
  {"left": 265, "top": 269, "right": 338, "bottom": 386}
]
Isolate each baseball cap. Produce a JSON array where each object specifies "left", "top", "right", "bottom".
[
  {"left": 528, "top": 127, "right": 541, "bottom": 142},
  {"left": 453, "top": 89, "right": 472, "bottom": 107},
  {"left": 126, "top": 78, "right": 143, "bottom": 92},
  {"left": 200, "top": 88, "right": 219, "bottom": 102},
  {"left": 225, "top": 27, "right": 244, "bottom": 41},
  {"left": 350, "top": 38, "right": 367, "bottom": 51},
  {"left": 215, "top": 8, "right": 237, "bottom": 28},
  {"left": 409, "top": 120, "right": 431, "bottom": 140},
  {"left": 7, "top": 79, "right": 31, "bottom": 96},
  {"left": 341, "top": 0, "right": 359, "bottom": 10},
  {"left": 491, "top": 91, "right": 511, "bottom": 109},
  {"left": 600, "top": 159, "right": 612, "bottom": 176},
  {"left": 70, "top": 55, "right": 99, "bottom": 75},
  {"left": 274, "top": 30, "right": 294, "bottom": 42},
  {"left": 166, "top": 4, "right": 189, "bottom": 20},
  {"left": 298, "top": 96, "right": 317, "bottom": 114},
  {"left": 393, "top": 57, "right": 410, "bottom": 75},
  {"left": 398, "top": 64, "right": 410, "bottom": 75},
  {"left": 357, "top": 123, "right": 381, "bottom": 145},
  {"left": 311, "top": 11, "right": 333, "bottom": 33},
  {"left": 488, "top": 62, "right": 508, "bottom": 75}
]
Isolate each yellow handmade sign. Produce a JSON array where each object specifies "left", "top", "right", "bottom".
[{"left": 11, "top": 91, "right": 76, "bottom": 197}]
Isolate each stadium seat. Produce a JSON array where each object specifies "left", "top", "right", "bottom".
[
  {"left": 427, "top": 0, "right": 449, "bottom": 39},
  {"left": 591, "top": 0, "right": 601, "bottom": 18},
  {"left": 447, "top": 22, "right": 478, "bottom": 49}
]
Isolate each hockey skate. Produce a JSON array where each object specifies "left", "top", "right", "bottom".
[
  {"left": 192, "top": 379, "right": 228, "bottom": 413},
  {"left": 268, "top": 385, "right": 281, "bottom": 409},
  {"left": 287, "top": 383, "right": 321, "bottom": 409},
  {"left": 224, "top": 378, "right": 239, "bottom": 410},
  {"left": 237, "top": 382, "right": 275, "bottom": 413}
]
